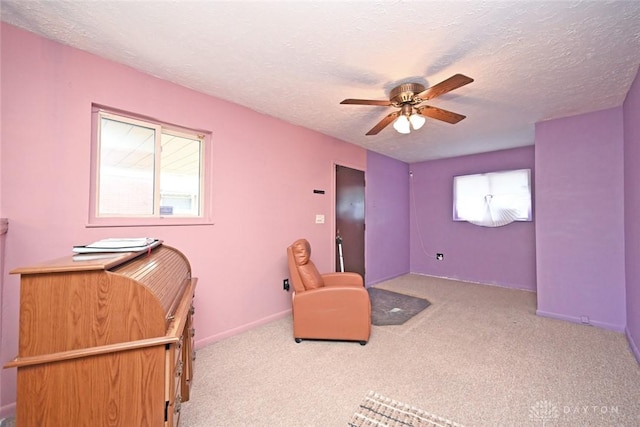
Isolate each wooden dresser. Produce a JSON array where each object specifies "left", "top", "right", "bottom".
[{"left": 5, "top": 244, "right": 197, "bottom": 427}]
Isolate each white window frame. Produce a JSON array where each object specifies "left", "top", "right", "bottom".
[{"left": 88, "top": 106, "right": 214, "bottom": 227}]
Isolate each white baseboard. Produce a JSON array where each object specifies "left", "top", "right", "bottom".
[
  {"left": 366, "top": 271, "right": 410, "bottom": 287},
  {"left": 0, "top": 402, "right": 15, "bottom": 422},
  {"left": 536, "top": 309, "right": 626, "bottom": 332},
  {"left": 625, "top": 327, "right": 640, "bottom": 365},
  {"left": 194, "top": 308, "right": 291, "bottom": 349}
]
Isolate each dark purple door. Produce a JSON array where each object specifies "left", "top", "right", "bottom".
[{"left": 335, "top": 165, "right": 365, "bottom": 279}]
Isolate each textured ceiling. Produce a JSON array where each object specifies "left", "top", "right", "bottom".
[{"left": 2, "top": 1, "right": 639, "bottom": 163}]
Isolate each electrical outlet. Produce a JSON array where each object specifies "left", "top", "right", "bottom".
[
  {"left": 436, "top": 253, "right": 444, "bottom": 261},
  {"left": 283, "top": 279, "right": 290, "bottom": 291}
]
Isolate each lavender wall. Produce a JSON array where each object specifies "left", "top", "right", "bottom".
[
  {"left": 624, "top": 67, "right": 640, "bottom": 362},
  {"left": 535, "top": 108, "right": 626, "bottom": 331},
  {"left": 365, "top": 151, "right": 410, "bottom": 286},
  {"left": 409, "top": 146, "right": 536, "bottom": 290},
  {"left": 0, "top": 24, "right": 367, "bottom": 415}
]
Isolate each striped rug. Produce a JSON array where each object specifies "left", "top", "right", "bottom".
[{"left": 349, "top": 391, "right": 464, "bottom": 427}]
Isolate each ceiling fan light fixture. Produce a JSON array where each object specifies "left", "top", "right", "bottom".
[
  {"left": 409, "top": 113, "right": 425, "bottom": 130},
  {"left": 393, "top": 115, "right": 411, "bottom": 134},
  {"left": 340, "top": 74, "right": 473, "bottom": 135}
]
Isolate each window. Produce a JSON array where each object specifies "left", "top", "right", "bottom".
[
  {"left": 90, "top": 107, "right": 212, "bottom": 226},
  {"left": 453, "top": 169, "right": 532, "bottom": 227}
]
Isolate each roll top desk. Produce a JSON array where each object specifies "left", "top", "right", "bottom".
[{"left": 5, "top": 243, "right": 197, "bottom": 426}]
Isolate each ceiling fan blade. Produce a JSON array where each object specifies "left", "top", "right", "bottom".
[
  {"left": 366, "top": 111, "right": 400, "bottom": 135},
  {"left": 415, "top": 74, "right": 474, "bottom": 101},
  {"left": 416, "top": 105, "right": 466, "bottom": 124},
  {"left": 340, "top": 99, "right": 393, "bottom": 107}
]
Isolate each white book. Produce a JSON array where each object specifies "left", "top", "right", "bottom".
[
  {"left": 72, "top": 253, "right": 124, "bottom": 261},
  {"left": 73, "top": 238, "right": 160, "bottom": 253}
]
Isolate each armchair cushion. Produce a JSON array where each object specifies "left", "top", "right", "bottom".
[
  {"left": 298, "top": 263, "right": 324, "bottom": 290},
  {"left": 322, "top": 272, "right": 363, "bottom": 287},
  {"left": 291, "top": 239, "right": 324, "bottom": 290},
  {"left": 291, "top": 239, "right": 311, "bottom": 265}
]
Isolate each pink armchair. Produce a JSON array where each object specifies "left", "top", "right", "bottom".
[{"left": 286, "top": 238, "right": 371, "bottom": 345}]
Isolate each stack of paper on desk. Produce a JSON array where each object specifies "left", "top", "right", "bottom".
[{"left": 73, "top": 238, "right": 160, "bottom": 254}]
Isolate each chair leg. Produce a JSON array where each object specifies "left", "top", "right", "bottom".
[{"left": 295, "top": 338, "right": 302, "bottom": 343}]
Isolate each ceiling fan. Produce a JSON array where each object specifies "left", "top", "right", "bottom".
[{"left": 340, "top": 74, "right": 474, "bottom": 135}]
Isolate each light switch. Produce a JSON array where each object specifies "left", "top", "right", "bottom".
[{"left": 315, "top": 214, "right": 325, "bottom": 224}]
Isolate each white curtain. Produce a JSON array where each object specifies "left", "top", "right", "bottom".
[
  {"left": 467, "top": 194, "right": 520, "bottom": 227},
  {"left": 454, "top": 169, "right": 531, "bottom": 227}
]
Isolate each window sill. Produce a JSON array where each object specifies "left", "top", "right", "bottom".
[{"left": 86, "top": 217, "right": 215, "bottom": 228}]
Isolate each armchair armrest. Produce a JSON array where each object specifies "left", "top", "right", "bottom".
[
  {"left": 293, "top": 285, "right": 369, "bottom": 310},
  {"left": 322, "top": 272, "right": 363, "bottom": 287}
]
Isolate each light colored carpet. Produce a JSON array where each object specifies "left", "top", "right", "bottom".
[{"left": 180, "top": 274, "right": 640, "bottom": 426}]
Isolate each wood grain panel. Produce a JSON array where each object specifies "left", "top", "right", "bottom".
[
  {"left": 18, "top": 270, "right": 166, "bottom": 356},
  {"left": 17, "top": 347, "right": 165, "bottom": 426},
  {"left": 111, "top": 246, "right": 191, "bottom": 318},
  {"left": 181, "top": 306, "right": 195, "bottom": 401}
]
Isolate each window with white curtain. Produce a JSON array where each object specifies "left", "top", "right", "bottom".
[{"left": 453, "top": 169, "right": 532, "bottom": 227}]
